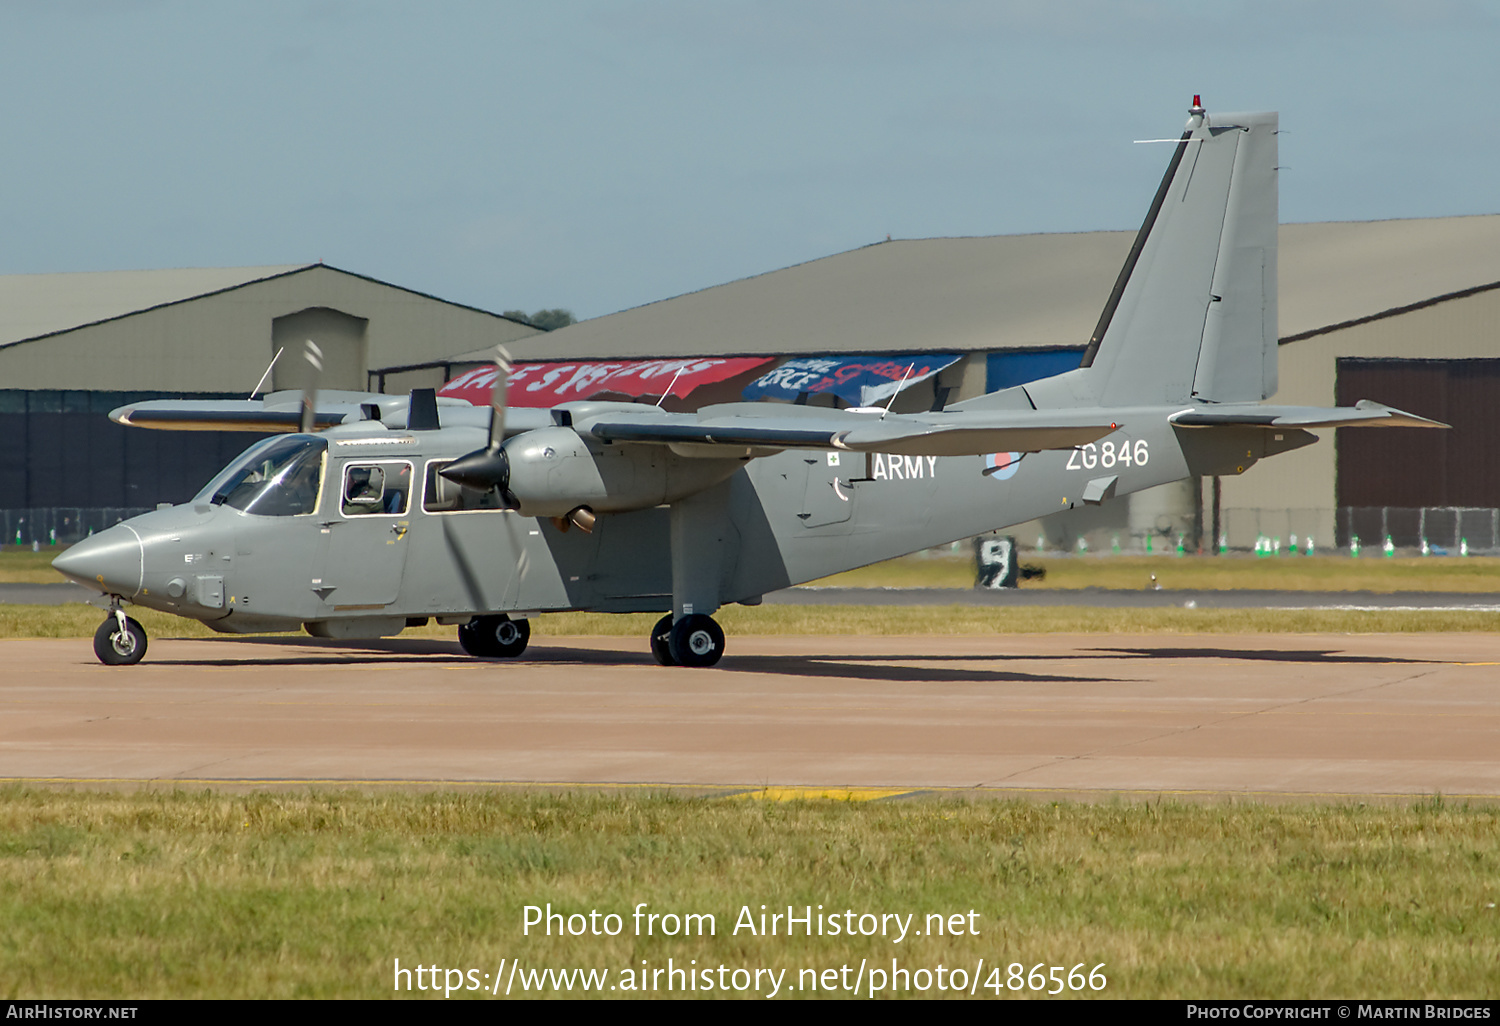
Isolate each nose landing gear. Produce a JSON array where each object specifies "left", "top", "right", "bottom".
[{"left": 93, "top": 605, "right": 147, "bottom": 666}]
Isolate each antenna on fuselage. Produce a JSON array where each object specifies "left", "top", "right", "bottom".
[
  {"left": 655, "top": 365, "right": 687, "bottom": 408},
  {"left": 880, "top": 364, "right": 915, "bottom": 420},
  {"left": 249, "top": 346, "right": 283, "bottom": 400}
]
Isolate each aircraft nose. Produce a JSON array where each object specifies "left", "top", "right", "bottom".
[{"left": 52, "top": 526, "right": 144, "bottom": 598}]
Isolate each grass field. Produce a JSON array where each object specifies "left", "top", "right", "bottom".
[
  {"left": 0, "top": 548, "right": 72, "bottom": 584},
  {"left": 0, "top": 789, "right": 1495, "bottom": 1000}
]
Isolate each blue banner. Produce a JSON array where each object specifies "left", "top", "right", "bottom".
[
  {"left": 985, "top": 347, "right": 1085, "bottom": 393},
  {"left": 742, "top": 354, "right": 961, "bottom": 407}
]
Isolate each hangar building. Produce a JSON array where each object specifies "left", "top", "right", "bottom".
[
  {"left": 470, "top": 214, "right": 1500, "bottom": 554},
  {"left": 7, "top": 215, "right": 1499, "bottom": 554},
  {"left": 0, "top": 264, "right": 538, "bottom": 542}
]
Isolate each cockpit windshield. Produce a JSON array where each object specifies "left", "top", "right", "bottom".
[{"left": 194, "top": 435, "right": 327, "bottom": 517}]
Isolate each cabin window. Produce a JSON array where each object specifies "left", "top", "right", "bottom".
[
  {"left": 422, "top": 460, "right": 507, "bottom": 513},
  {"left": 342, "top": 461, "right": 412, "bottom": 516}
]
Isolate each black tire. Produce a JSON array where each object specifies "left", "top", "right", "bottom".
[
  {"left": 457, "top": 615, "right": 530, "bottom": 658},
  {"left": 667, "top": 614, "right": 724, "bottom": 668},
  {"left": 93, "top": 616, "right": 147, "bottom": 666},
  {"left": 649, "top": 613, "right": 677, "bottom": 666}
]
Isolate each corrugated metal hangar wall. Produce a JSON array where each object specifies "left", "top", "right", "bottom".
[{"left": 1220, "top": 281, "right": 1500, "bottom": 553}]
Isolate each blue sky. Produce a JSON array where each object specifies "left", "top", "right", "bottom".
[{"left": 2, "top": 1, "right": 1496, "bottom": 319}]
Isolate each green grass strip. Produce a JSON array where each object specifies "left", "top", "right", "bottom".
[{"left": 0, "top": 789, "right": 1496, "bottom": 999}]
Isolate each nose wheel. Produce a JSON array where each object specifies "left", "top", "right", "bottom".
[
  {"left": 93, "top": 611, "right": 147, "bottom": 666},
  {"left": 457, "top": 615, "right": 530, "bottom": 658}
]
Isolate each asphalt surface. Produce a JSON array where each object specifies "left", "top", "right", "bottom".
[
  {"left": 7, "top": 581, "right": 1500, "bottom": 610},
  {"left": 4, "top": 633, "right": 1498, "bottom": 798}
]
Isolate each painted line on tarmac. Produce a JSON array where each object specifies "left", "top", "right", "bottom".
[{"left": 731, "top": 787, "right": 919, "bottom": 802}]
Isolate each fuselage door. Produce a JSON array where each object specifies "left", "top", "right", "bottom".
[
  {"left": 797, "top": 452, "right": 855, "bottom": 529},
  {"left": 315, "top": 459, "right": 415, "bottom": 608}
]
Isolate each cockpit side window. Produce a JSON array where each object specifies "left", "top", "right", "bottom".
[
  {"left": 196, "top": 435, "right": 327, "bottom": 517},
  {"left": 342, "top": 461, "right": 412, "bottom": 516}
]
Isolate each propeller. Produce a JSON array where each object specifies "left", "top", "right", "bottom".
[
  {"left": 439, "top": 346, "right": 517, "bottom": 505},
  {"left": 298, "top": 340, "right": 323, "bottom": 434}
]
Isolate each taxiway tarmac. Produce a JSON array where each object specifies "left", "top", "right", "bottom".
[{"left": 3, "top": 633, "right": 1498, "bottom": 799}]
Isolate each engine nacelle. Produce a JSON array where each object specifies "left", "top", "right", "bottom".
[{"left": 502, "top": 426, "right": 740, "bottom": 518}]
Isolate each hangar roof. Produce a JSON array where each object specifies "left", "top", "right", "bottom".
[
  {"left": 488, "top": 213, "right": 1500, "bottom": 361},
  {"left": 0, "top": 265, "right": 307, "bottom": 347},
  {"left": 0, "top": 263, "right": 522, "bottom": 350}
]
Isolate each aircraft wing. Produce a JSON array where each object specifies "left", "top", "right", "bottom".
[
  {"left": 579, "top": 402, "right": 1120, "bottom": 457},
  {"left": 1169, "top": 400, "right": 1447, "bottom": 430},
  {"left": 109, "top": 391, "right": 552, "bottom": 435},
  {"left": 111, "top": 399, "right": 358, "bottom": 432}
]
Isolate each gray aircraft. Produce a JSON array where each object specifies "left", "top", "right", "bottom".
[{"left": 53, "top": 101, "right": 1442, "bottom": 667}]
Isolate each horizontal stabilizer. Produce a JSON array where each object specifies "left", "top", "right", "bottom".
[{"left": 1170, "top": 400, "right": 1447, "bottom": 430}]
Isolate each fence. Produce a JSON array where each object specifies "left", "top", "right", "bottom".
[
  {"left": 0, "top": 508, "right": 151, "bottom": 547},
  {"left": 1339, "top": 506, "right": 1500, "bottom": 554}
]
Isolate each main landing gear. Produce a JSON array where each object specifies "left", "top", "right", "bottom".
[
  {"left": 458, "top": 614, "right": 530, "bottom": 658},
  {"left": 93, "top": 606, "right": 147, "bottom": 666},
  {"left": 649, "top": 613, "right": 725, "bottom": 668}
]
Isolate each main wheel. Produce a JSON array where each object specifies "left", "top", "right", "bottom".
[
  {"left": 667, "top": 614, "right": 725, "bottom": 668},
  {"left": 93, "top": 616, "right": 147, "bottom": 666},
  {"left": 649, "top": 613, "right": 676, "bottom": 666},
  {"left": 457, "top": 615, "right": 530, "bottom": 658}
]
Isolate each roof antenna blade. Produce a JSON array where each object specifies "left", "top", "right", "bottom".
[
  {"left": 655, "top": 364, "right": 688, "bottom": 407},
  {"left": 880, "top": 364, "right": 915, "bottom": 420},
  {"left": 249, "top": 346, "right": 284, "bottom": 400}
]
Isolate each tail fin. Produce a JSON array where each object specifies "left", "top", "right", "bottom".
[{"left": 1029, "top": 103, "right": 1278, "bottom": 408}]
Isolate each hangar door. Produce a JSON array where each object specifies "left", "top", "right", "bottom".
[
  {"left": 1336, "top": 358, "right": 1500, "bottom": 547},
  {"left": 271, "top": 307, "right": 369, "bottom": 392}
]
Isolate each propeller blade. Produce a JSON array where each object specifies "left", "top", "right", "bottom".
[
  {"left": 489, "top": 345, "right": 512, "bottom": 452},
  {"left": 440, "top": 345, "right": 519, "bottom": 506},
  {"left": 298, "top": 340, "right": 324, "bottom": 434}
]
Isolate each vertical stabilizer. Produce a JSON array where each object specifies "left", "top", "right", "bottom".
[{"left": 1025, "top": 103, "right": 1278, "bottom": 409}]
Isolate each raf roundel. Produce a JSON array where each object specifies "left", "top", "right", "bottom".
[{"left": 983, "top": 452, "right": 1022, "bottom": 481}]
